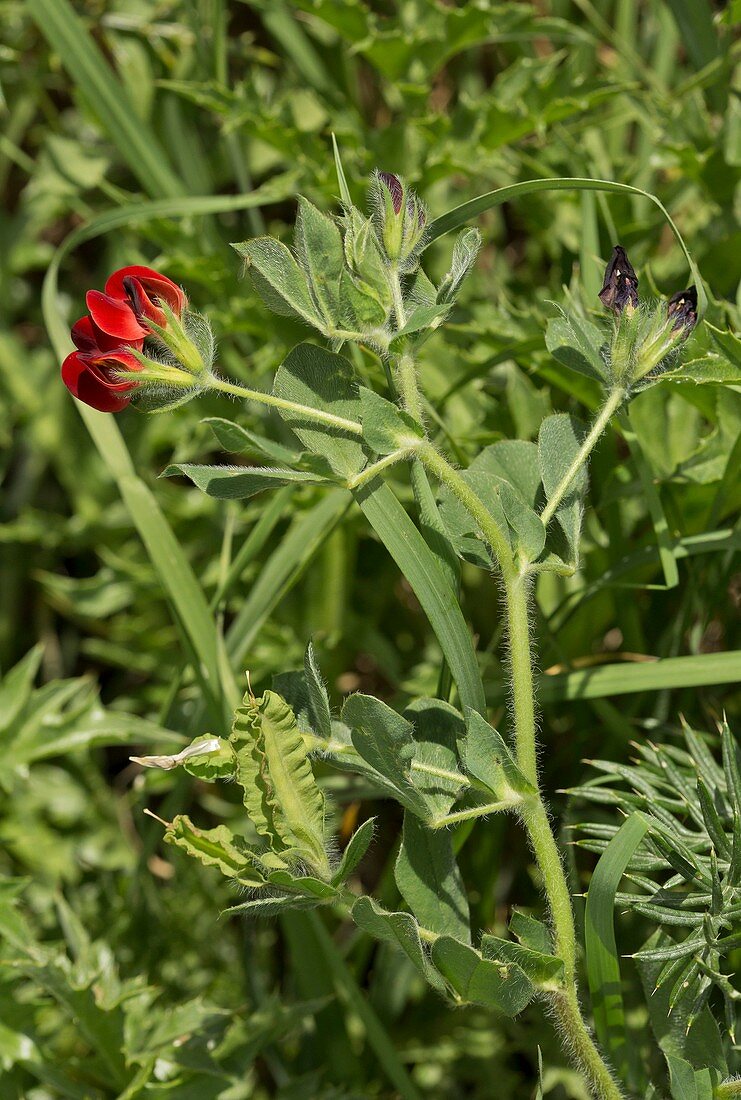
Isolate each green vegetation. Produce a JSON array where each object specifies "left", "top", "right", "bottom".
[{"left": 1, "top": 1, "right": 739, "bottom": 1097}]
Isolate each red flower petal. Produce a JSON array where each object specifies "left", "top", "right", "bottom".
[
  {"left": 71, "top": 315, "right": 143, "bottom": 354},
  {"left": 61, "top": 351, "right": 134, "bottom": 413},
  {"left": 86, "top": 291, "right": 147, "bottom": 341},
  {"left": 104, "top": 265, "right": 186, "bottom": 317}
]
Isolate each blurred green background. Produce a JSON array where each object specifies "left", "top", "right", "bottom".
[{"left": 1, "top": 1, "right": 739, "bottom": 1096}]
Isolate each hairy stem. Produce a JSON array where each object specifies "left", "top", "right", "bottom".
[
  {"left": 209, "top": 376, "right": 363, "bottom": 436},
  {"left": 507, "top": 573, "right": 623, "bottom": 1100},
  {"left": 417, "top": 440, "right": 623, "bottom": 1099},
  {"left": 539, "top": 386, "right": 626, "bottom": 527},
  {"left": 416, "top": 441, "right": 514, "bottom": 580}
]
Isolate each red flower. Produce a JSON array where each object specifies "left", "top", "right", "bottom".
[{"left": 61, "top": 265, "right": 185, "bottom": 412}]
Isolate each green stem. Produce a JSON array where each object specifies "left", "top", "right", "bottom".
[
  {"left": 347, "top": 449, "right": 410, "bottom": 490},
  {"left": 375, "top": 258, "right": 620, "bottom": 1095},
  {"left": 539, "top": 386, "right": 626, "bottom": 528},
  {"left": 209, "top": 375, "right": 363, "bottom": 436},
  {"left": 506, "top": 572, "right": 624, "bottom": 1100},
  {"left": 416, "top": 441, "right": 514, "bottom": 579},
  {"left": 430, "top": 799, "right": 518, "bottom": 828},
  {"left": 419, "top": 439, "right": 623, "bottom": 1099},
  {"left": 395, "top": 351, "right": 424, "bottom": 420}
]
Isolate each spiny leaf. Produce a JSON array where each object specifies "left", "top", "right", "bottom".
[
  {"left": 230, "top": 689, "right": 330, "bottom": 877},
  {"left": 162, "top": 815, "right": 268, "bottom": 886}
]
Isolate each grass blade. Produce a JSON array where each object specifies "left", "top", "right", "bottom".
[
  {"left": 226, "top": 492, "right": 351, "bottom": 666},
  {"left": 585, "top": 811, "right": 650, "bottom": 1087},
  {"left": 26, "top": 0, "right": 182, "bottom": 198},
  {"left": 487, "top": 650, "right": 741, "bottom": 705},
  {"left": 425, "top": 177, "right": 706, "bottom": 316},
  {"left": 356, "top": 479, "right": 486, "bottom": 715}
]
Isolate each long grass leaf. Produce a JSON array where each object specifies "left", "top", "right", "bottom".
[
  {"left": 226, "top": 492, "right": 351, "bottom": 666},
  {"left": 585, "top": 811, "right": 650, "bottom": 1088},
  {"left": 426, "top": 177, "right": 706, "bottom": 316},
  {"left": 26, "top": 0, "right": 182, "bottom": 198},
  {"left": 487, "top": 650, "right": 741, "bottom": 705},
  {"left": 356, "top": 480, "right": 486, "bottom": 715}
]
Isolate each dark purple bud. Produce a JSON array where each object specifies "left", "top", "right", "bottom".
[
  {"left": 599, "top": 245, "right": 639, "bottom": 313},
  {"left": 667, "top": 286, "right": 697, "bottom": 335},
  {"left": 378, "top": 171, "right": 403, "bottom": 215}
]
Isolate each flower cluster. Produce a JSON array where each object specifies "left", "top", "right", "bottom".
[
  {"left": 599, "top": 245, "right": 698, "bottom": 385},
  {"left": 61, "top": 266, "right": 186, "bottom": 412}
]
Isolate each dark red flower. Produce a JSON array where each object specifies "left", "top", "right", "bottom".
[
  {"left": 61, "top": 346, "right": 143, "bottom": 413},
  {"left": 61, "top": 265, "right": 185, "bottom": 412},
  {"left": 106, "top": 265, "right": 186, "bottom": 329}
]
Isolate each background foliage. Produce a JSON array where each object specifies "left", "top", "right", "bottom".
[{"left": 1, "top": 0, "right": 739, "bottom": 1096}]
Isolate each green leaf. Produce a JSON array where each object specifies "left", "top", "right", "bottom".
[
  {"left": 304, "top": 642, "right": 332, "bottom": 742},
  {"left": 162, "top": 815, "right": 267, "bottom": 886},
  {"left": 226, "top": 492, "right": 351, "bottom": 668},
  {"left": 0, "top": 646, "right": 43, "bottom": 736},
  {"left": 665, "top": 355, "right": 741, "bottom": 386},
  {"left": 480, "top": 935, "right": 564, "bottom": 990},
  {"left": 351, "top": 896, "right": 445, "bottom": 992},
  {"left": 545, "top": 311, "right": 608, "bottom": 382},
  {"left": 339, "top": 269, "right": 389, "bottom": 330},
  {"left": 498, "top": 480, "right": 546, "bottom": 561},
  {"left": 538, "top": 413, "right": 588, "bottom": 560},
  {"left": 331, "top": 133, "right": 352, "bottom": 207},
  {"left": 585, "top": 812, "right": 650, "bottom": 1086},
  {"left": 355, "top": 479, "right": 486, "bottom": 715},
  {"left": 666, "top": 1055, "right": 716, "bottom": 1100},
  {"left": 294, "top": 196, "right": 345, "bottom": 325},
  {"left": 425, "top": 177, "right": 706, "bottom": 317},
  {"left": 462, "top": 710, "right": 535, "bottom": 800},
  {"left": 26, "top": 0, "right": 182, "bottom": 200},
  {"left": 341, "top": 693, "right": 430, "bottom": 819},
  {"left": 486, "top": 650, "right": 741, "bottom": 706},
  {"left": 430, "top": 937, "right": 533, "bottom": 1015},
  {"left": 395, "top": 814, "right": 470, "bottom": 942},
  {"left": 273, "top": 343, "right": 368, "bottom": 478},
  {"left": 204, "top": 417, "right": 300, "bottom": 463},
  {"left": 509, "top": 910, "right": 554, "bottom": 956},
  {"left": 388, "top": 303, "right": 451, "bottom": 345},
  {"left": 359, "top": 387, "right": 424, "bottom": 455},
  {"left": 230, "top": 689, "right": 330, "bottom": 877},
  {"left": 163, "top": 463, "right": 325, "bottom": 500},
  {"left": 331, "top": 817, "right": 376, "bottom": 886},
  {"left": 233, "top": 237, "right": 323, "bottom": 327},
  {"left": 436, "top": 227, "right": 482, "bottom": 304},
  {"left": 404, "top": 697, "right": 466, "bottom": 817}
]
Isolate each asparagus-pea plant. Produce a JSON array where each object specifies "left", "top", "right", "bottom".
[{"left": 62, "top": 166, "right": 739, "bottom": 1099}]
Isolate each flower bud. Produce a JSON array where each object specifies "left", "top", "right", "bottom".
[
  {"left": 599, "top": 246, "right": 639, "bottom": 314},
  {"left": 666, "top": 286, "right": 697, "bottom": 336},
  {"left": 372, "top": 170, "right": 428, "bottom": 266}
]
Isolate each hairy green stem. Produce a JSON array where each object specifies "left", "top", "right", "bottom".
[
  {"left": 383, "top": 280, "right": 622, "bottom": 1095},
  {"left": 209, "top": 375, "right": 363, "bottom": 436},
  {"left": 539, "top": 386, "right": 626, "bottom": 527},
  {"left": 416, "top": 441, "right": 514, "bottom": 579},
  {"left": 507, "top": 573, "right": 623, "bottom": 1100},
  {"left": 347, "top": 449, "right": 410, "bottom": 489},
  {"left": 418, "top": 440, "right": 623, "bottom": 1099}
]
